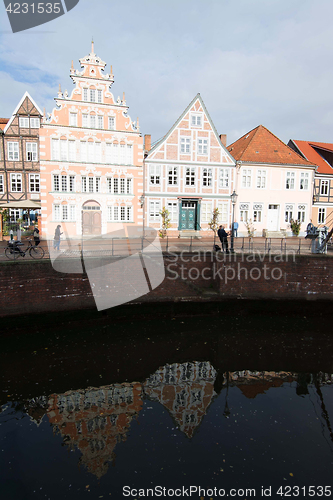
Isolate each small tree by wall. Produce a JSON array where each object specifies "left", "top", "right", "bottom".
[
  {"left": 208, "top": 208, "right": 220, "bottom": 235},
  {"left": 159, "top": 206, "right": 171, "bottom": 238},
  {"left": 244, "top": 219, "right": 256, "bottom": 238},
  {"left": 289, "top": 219, "right": 301, "bottom": 236}
]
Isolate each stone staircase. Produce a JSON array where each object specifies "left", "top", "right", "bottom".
[
  {"left": 263, "top": 229, "right": 287, "bottom": 238},
  {"left": 178, "top": 230, "right": 202, "bottom": 239}
]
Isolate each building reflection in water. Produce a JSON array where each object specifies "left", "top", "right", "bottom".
[{"left": 22, "top": 365, "right": 333, "bottom": 479}]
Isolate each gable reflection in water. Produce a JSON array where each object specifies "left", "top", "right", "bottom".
[{"left": 22, "top": 366, "right": 333, "bottom": 479}]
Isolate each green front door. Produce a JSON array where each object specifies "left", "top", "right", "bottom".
[{"left": 180, "top": 201, "right": 196, "bottom": 230}]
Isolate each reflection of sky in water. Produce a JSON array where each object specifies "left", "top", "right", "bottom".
[{"left": 1, "top": 369, "right": 333, "bottom": 500}]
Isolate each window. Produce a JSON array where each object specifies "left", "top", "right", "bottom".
[
  {"left": 285, "top": 204, "right": 294, "bottom": 222},
  {"left": 240, "top": 203, "right": 249, "bottom": 222},
  {"left": 9, "top": 209, "right": 20, "bottom": 222},
  {"left": 198, "top": 138, "right": 208, "bottom": 155},
  {"left": 149, "top": 201, "right": 161, "bottom": 222},
  {"left": 97, "top": 90, "right": 103, "bottom": 103},
  {"left": 19, "top": 117, "right": 29, "bottom": 128},
  {"left": 300, "top": 172, "right": 309, "bottom": 190},
  {"left": 185, "top": 167, "right": 195, "bottom": 186},
  {"left": 26, "top": 142, "right": 38, "bottom": 161},
  {"left": 202, "top": 168, "right": 212, "bottom": 187},
  {"left": 126, "top": 144, "right": 133, "bottom": 164},
  {"left": 120, "top": 178, "right": 125, "bottom": 194},
  {"left": 256, "top": 170, "right": 266, "bottom": 189},
  {"left": 318, "top": 208, "right": 326, "bottom": 224},
  {"left": 60, "top": 140, "right": 68, "bottom": 161},
  {"left": 88, "top": 142, "right": 94, "bottom": 162},
  {"left": 112, "top": 143, "right": 119, "bottom": 163},
  {"left": 167, "top": 202, "right": 178, "bottom": 222},
  {"left": 90, "top": 115, "right": 96, "bottom": 129},
  {"left": 242, "top": 169, "right": 252, "bottom": 188},
  {"left": 8, "top": 142, "right": 19, "bottom": 161},
  {"left": 105, "top": 143, "right": 112, "bottom": 163},
  {"left": 200, "top": 202, "right": 212, "bottom": 223},
  {"left": 68, "top": 141, "right": 76, "bottom": 161},
  {"left": 108, "top": 205, "right": 133, "bottom": 222},
  {"left": 149, "top": 165, "right": 161, "bottom": 185},
  {"left": 82, "top": 114, "right": 88, "bottom": 127},
  {"left": 168, "top": 166, "right": 178, "bottom": 185},
  {"left": 320, "top": 180, "right": 329, "bottom": 195},
  {"left": 253, "top": 204, "right": 263, "bottom": 222},
  {"left": 51, "top": 139, "right": 59, "bottom": 160},
  {"left": 30, "top": 118, "right": 40, "bottom": 128},
  {"left": 108, "top": 117, "right": 115, "bottom": 130},
  {"left": 191, "top": 114, "right": 202, "bottom": 127},
  {"left": 90, "top": 89, "right": 96, "bottom": 102},
  {"left": 29, "top": 174, "right": 40, "bottom": 193},
  {"left": 10, "top": 173, "right": 22, "bottom": 192},
  {"left": 69, "top": 205, "right": 76, "bottom": 221},
  {"left": 80, "top": 142, "right": 87, "bottom": 161},
  {"left": 81, "top": 176, "right": 100, "bottom": 193},
  {"left": 217, "top": 202, "right": 228, "bottom": 224},
  {"left": 0, "top": 174, "right": 3, "bottom": 193},
  {"left": 69, "top": 113, "right": 77, "bottom": 126},
  {"left": 180, "top": 137, "right": 191, "bottom": 154},
  {"left": 219, "top": 168, "right": 229, "bottom": 188},
  {"left": 286, "top": 171, "right": 295, "bottom": 189},
  {"left": 97, "top": 115, "right": 104, "bottom": 129},
  {"left": 54, "top": 204, "right": 60, "bottom": 221},
  {"left": 62, "top": 205, "right": 68, "bottom": 221},
  {"left": 53, "top": 174, "right": 75, "bottom": 192},
  {"left": 95, "top": 143, "right": 101, "bottom": 163},
  {"left": 83, "top": 88, "right": 88, "bottom": 101},
  {"left": 120, "top": 144, "right": 126, "bottom": 164},
  {"left": 126, "top": 178, "right": 132, "bottom": 194},
  {"left": 297, "top": 204, "right": 306, "bottom": 223}
]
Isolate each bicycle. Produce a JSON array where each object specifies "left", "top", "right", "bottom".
[{"left": 5, "top": 239, "right": 45, "bottom": 260}]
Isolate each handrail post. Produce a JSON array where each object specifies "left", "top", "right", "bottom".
[{"left": 189, "top": 236, "right": 192, "bottom": 252}]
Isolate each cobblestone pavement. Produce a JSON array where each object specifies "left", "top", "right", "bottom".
[{"left": 0, "top": 235, "right": 331, "bottom": 261}]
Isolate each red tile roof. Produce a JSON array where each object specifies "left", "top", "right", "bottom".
[
  {"left": 290, "top": 140, "right": 333, "bottom": 175},
  {"left": 0, "top": 118, "right": 9, "bottom": 131},
  {"left": 227, "top": 125, "right": 314, "bottom": 167}
]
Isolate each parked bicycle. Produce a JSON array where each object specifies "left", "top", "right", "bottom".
[{"left": 5, "top": 239, "right": 45, "bottom": 260}]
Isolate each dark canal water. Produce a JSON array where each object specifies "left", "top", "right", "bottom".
[{"left": 0, "top": 301, "right": 333, "bottom": 500}]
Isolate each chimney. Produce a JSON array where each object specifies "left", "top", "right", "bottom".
[
  {"left": 219, "top": 134, "right": 227, "bottom": 146},
  {"left": 144, "top": 134, "right": 151, "bottom": 152}
]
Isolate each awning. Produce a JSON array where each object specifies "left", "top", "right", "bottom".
[{"left": 0, "top": 200, "right": 41, "bottom": 209}]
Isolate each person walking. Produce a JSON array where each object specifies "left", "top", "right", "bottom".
[
  {"left": 217, "top": 225, "right": 229, "bottom": 253},
  {"left": 53, "top": 225, "right": 63, "bottom": 251},
  {"left": 33, "top": 226, "right": 40, "bottom": 246}
]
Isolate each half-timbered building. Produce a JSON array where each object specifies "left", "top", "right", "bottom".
[
  {"left": 0, "top": 92, "right": 42, "bottom": 221},
  {"left": 143, "top": 94, "right": 235, "bottom": 237}
]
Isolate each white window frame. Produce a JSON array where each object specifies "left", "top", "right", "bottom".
[
  {"left": 217, "top": 202, "right": 228, "bottom": 224},
  {"left": 318, "top": 207, "right": 326, "bottom": 224},
  {"left": 126, "top": 144, "right": 133, "bottom": 165},
  {"left": 253, "top": 203, "right": 263, "bottom": 222},
  {"left": 185, "top": 167, "right": 195, "bottom": 186},
  {"left": 149, "top": 201, "right": 161, "bottom": 222},
  {"left": 200, "top": 202, "right": 212, "bottom": 223},
  {"left": 29, "top": 174, "right": 40, "bottom": 193},
  {"left": 219, "top": 168, "right": 229, "bottom": 188},
  {"left": 197, "top": 138, "right": 208, "bottom": 155},
  {"left": 83, "top": 88, "right": 88, "bottom": 101},
  {"left": 240, "top": 203, "right": 249, "bottom": 222},
  {"left": 10, "top": 173, "right": 22, "bottom": 192},
  {"left": 300, "top": 172, "right": 309, "bottom": 190},
  {"left": 256, "top": 170, "right": 266, "bottom": 189},
  {"left": 26, "top": 142, "right": 38, "bottom": 162},
  {"left": 167, "top": 201, "right": 178, "bottom": 222},
  {"left": 180, "top": 137, "right": 191, "bottom": 154},
  {"left": 30, "top": 117, "right": 40, "bottom": 128},
  {"left": 89, "top": 89, "right": 96, "bottom": 102},
  {"left": 242, "top": 169, "right": 252, "bottom": 188},
  {"left": 97, "top": 115, "right": 104, "bottom": 129},
  {"left": 297, "top": 204, "right": 306, "bottom": 223},
  {"left": 191, "top": 114, "right": 202, "bottom": 128},
  {"left": 202, "top": 168, "right": 212, "bottom": 187},
  {"left": 8, "top": 142, "right": 19, "bottom": 161},
  {"left": 97, "top": 90, "right": 103, "bottom": 103},
  {"left": 82, "top": 114, "right": 88, "bottom": 128},
  {"left": 286, "top": 171, "right": 295, "bottom": 190},
  {"left": 149, "top": 165, "right": 161, "bottom": 185},
  {"left": 90, "top": 115, "right": 96, "bottom": 129},
  {"left": 69, "top": 113, "right": 77, "bottom": 127},
  {"left": 285, "top": 204, "right": 294, "bottom": 223},
  {"left": 320, "top": 180, "right": 329, "bottom": 195},
  {"left": 108, "top": 116, "right": 115, "bottom": 130},
  {"left": 168, "top": 166, "right": 178, "bottom": 185},
  {"left": 19, "top": 117, "right": 29, "bottom": 128}
]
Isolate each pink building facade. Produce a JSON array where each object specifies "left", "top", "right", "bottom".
[
  {"left": 143, "top": 94, "right": 235, "bottom": 237},
  {"left": 40, "top": 43, "right": 143, "bottom": 239}
]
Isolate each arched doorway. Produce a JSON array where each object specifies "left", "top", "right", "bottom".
[{"left": 82, "top": 200, "right": 102, "bottom": 236}]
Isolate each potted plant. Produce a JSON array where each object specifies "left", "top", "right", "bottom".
[{"left": 289, "top": 219, "right": 301, "bottom": 237}]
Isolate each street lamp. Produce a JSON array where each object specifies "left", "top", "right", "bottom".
[{"left": 230, "top": 190, "right": 238, "bottom": 253}]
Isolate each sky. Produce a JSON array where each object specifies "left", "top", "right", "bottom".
[{"left": 0, "top": 0, "right": 332, "bottom": 146}]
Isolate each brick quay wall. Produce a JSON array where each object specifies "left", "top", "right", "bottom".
[{"left": 0, "top": 251, "right": 332, "bottom": 318}]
